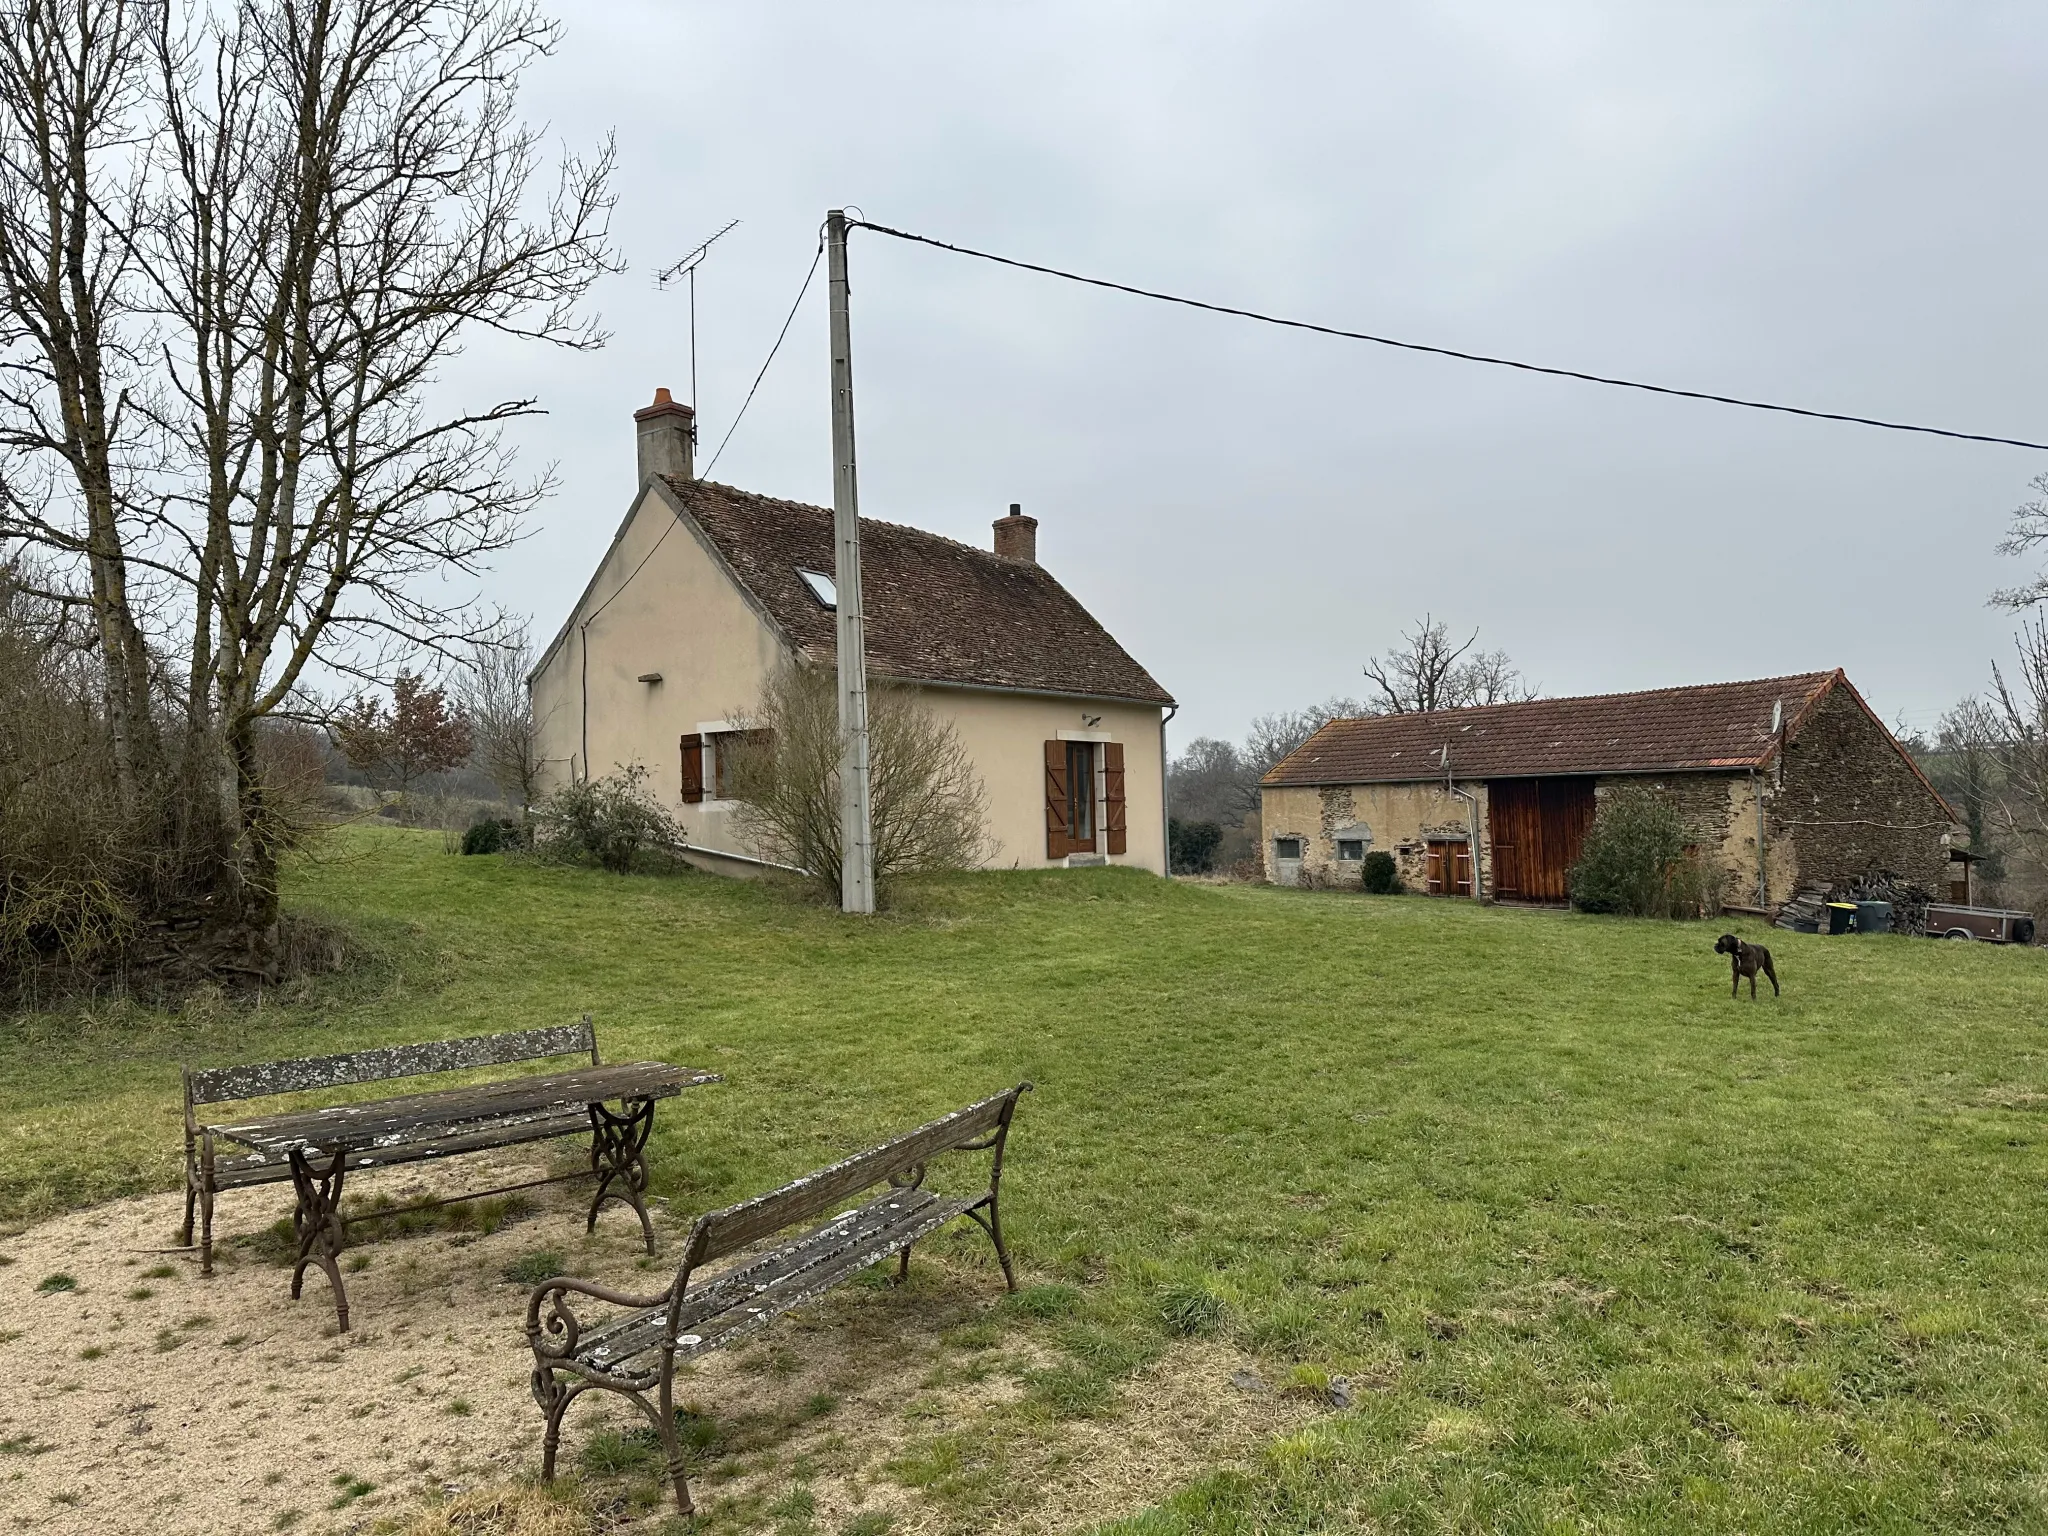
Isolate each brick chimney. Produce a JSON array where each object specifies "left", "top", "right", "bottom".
[
  {"left": 993, "top": 503, "right": 1037, "bottom": 563},
  {"left": 634, "top": 387, "right": 695, "bottom": 483}
]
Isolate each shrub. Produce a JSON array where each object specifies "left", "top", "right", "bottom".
[
  {"left": 460, "top": 816, "right": 524, "bottom": 855},
  {"left": 721, "top": 664, "right": 989, "bottom": 905},
  {"left": 1361, "top": 850, "right": 1401, "bottom": 894},
  {"left": 530, "top": 764, "right": 684, "bottom": 873},
  {"left": 1169, "top": 817, "right": 1223, "bottom": 874},
  {"left": 1568, "top": 788, "right": 1723, "bottom": 919}
]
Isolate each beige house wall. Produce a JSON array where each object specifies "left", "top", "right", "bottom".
[
  {"left": 936, "top": 689, "right": 1166, "bottom": 874},
  {"left": 531, "top": 485, "right": 785, "bottom": 841},
  {"left": 1260, "top": 781, "right": 1487, "bottom": 891},
  {"left": 532, "top": 485, "right": 1167, "bottom": 876}
]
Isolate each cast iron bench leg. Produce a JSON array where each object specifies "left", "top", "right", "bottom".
[
  {"left": 586, "top": 1099, "right": 658, "bottom": 1253},
  {"left": 288, "top": 1148, "right": 352, "bottom": 1330}
]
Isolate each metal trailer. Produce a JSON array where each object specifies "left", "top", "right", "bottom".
[{"left": 1923, "top": 904, "right": 2038, "bottom": 945}]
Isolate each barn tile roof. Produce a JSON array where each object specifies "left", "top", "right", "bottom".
[
  {"left": 1262, "top": 672, "right": 1844, "bottom": 786},
  {"left": 662, "top": 477, "right": 1173, "bottom": 706}
]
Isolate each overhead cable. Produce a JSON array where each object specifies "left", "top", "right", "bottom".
[
  {"left": 848, "top": 219, "right": 2048, "bottom": 453},
  {"left": 703, "top": 236, "right": 826, "bottom": 479}
]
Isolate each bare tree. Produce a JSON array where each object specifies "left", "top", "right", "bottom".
[
  {"left": 723, "top": 665, "right": 990, "bottom": 906},
  {"left": 1245, "top": 696, "right": 1363, "bottom": 779},
  {"left": 1990, "top": 618, "right": 2048, "bottom": 863},
  {"left": 1361, "top": 615, "right": 1534, "bottom": 714},
  {"left": 0, "top": 0, "right": 616, "bottom": 976},
  {"left": 1933, "top": 696, "right": 2004, "bottom": 882},
  {"left": 1996, "top": 472, "right": 2048, "bottom": 610},
  {"left": 459, "top": 625, "right": 540, "bottom": 811}
]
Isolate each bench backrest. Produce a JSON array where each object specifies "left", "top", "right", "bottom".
[
  {"left": 686, "top": 1083, "right": 1030, "bottom": 1269},
  {"left": 185, "top": 1017, "right": 599, "bottom": 1111}
]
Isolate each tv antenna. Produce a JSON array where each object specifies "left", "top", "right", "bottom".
[{"left": 656, "top": 219, "right": 741, "bottom": 414}]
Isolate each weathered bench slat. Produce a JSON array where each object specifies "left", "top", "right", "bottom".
[
  {"left": 211, "top": 1063, "right": 709, "bottom": 1156},
  {"left": 189, "top": 1022, "right": 596, "bottom": 1105},
  {"left": 696, "top": 1090, "right": 1016, "bottom": 1263},
  {"left": 579, "top": 1190, "right": 973, "bottom": 1370},
  {"left": 209, "top": 1109, "right": 596, "bottom": 1186}
]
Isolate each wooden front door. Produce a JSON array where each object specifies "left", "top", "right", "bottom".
[
  {"left": 1487, "top": 777, "right": 1596, "bottom": 903},
  {"left": 1424, "top": 840, "right": 1472, "bottom": 897}
]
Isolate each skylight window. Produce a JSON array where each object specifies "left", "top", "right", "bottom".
[{"left": 797, "top": 568, "right": 836, "bottom": 608}]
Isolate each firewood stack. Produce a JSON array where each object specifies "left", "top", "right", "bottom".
[
  {"left": 1771, "top": 873, "right": 1932, "bottom": 936},
  {"left": 1839, "top": 872, "right": 1933, "bottom": 937},
  {"left": 1773, "top": 889, "right": 1829, "bottom": 934}
]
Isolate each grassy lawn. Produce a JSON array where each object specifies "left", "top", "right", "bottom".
[{"left": 7, "top": 826, "right": 2048, "bottom": 1531}]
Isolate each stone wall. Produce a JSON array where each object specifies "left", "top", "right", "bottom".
[
  {"left": 1261, "top": 780, "right": 1488, "bottom": 891},
  {"left": 1772, "top": 683, "right": 1954, "bottom": 893}
]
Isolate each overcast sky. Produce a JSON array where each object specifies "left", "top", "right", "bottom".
[{"left": 446, "top": 2, "right": 2048, "bottom": 749}]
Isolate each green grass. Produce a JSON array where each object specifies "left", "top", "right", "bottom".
[{"left": 7, "top": 826, "right": 2048, "bottom": 1531}]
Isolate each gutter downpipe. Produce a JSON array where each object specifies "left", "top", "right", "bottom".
[
  {"left": 1443, "top": 744, "right": 1484, "bottom": 901},
  {"left": 578, "top": 619, "right": 591, "bottom": 784},
  {"left": 1159, "top": 703, "right": 1178, "bottom": 876},
  {"left": 1753, "top": 767, "right": 1767, "bottom": 910}
]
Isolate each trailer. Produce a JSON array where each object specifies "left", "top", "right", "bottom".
[{"left": 1924, "top": 904, "right": 2038, "bottom": 945}]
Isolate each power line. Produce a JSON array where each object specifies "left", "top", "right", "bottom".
[
  {"left": 702, "top": 237, "right": 825, "bottom": 479},
  {"left": 848, "top": 219, "right": 2048, "bottom": 453}
]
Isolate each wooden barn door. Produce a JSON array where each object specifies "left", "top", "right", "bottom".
[{"left": 1488, "top": 778, "right": 1596, "bottom": 903}]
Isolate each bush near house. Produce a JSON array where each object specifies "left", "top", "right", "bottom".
[
  {"left": 1360, "top": 849, "right": 1401, "bottom": 894},
  {"left": 529, "top": 764, "right": 683, "bottom": 873},
  {"left": 1568, "top": 787, "right": 1723, "bottom": 918},
  {"left": 1168, "top": 817, "right": 1222, "bottom": 874}
]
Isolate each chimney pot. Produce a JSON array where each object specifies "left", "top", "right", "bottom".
[
  {"left": 634, "top": 387, "right": 695, "bottom": 483},
  {"left": 993, "top": 504, "right": 1038, "bottom": 563}
]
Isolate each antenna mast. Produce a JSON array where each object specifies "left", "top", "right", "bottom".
[{"left": 656, "top": 220, "right": 741, "bottom": 413}]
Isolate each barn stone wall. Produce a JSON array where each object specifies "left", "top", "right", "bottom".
[
  {"left": 1261, "top": 781, "right": 1487, "bottom": 890},
  {"left": 1772, "top": 683, "right": 1954, "bottom": 894}
]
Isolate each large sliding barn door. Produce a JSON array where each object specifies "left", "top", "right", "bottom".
[{"left": 1487, "top": 778, "right": 1596, "bottom": 903}]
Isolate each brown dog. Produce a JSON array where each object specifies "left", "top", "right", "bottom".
[{"left": 1714, "top": 934, "right": 1779, "bottom": 999}]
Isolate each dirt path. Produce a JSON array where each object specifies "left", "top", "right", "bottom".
[{"left": 0, "top": 1166, "right": 1318, "bottom": 1535}]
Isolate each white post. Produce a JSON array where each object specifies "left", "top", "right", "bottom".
[{"left": 826, "top": 209, "right": 876, "bottom": 914}]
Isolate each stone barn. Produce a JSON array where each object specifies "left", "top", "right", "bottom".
[{"left": 1258, "top": 670, "right": 1963, "bottom": 907}]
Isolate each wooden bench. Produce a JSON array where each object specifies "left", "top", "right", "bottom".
[
  {"left": 182, "top": 1018, "right": 719, "bottom": 1328},
  {"left": 526, "top": 1082, "right": 1032, "bottom": 1515}
]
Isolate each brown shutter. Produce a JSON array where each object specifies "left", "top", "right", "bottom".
[
  {"left": 1044, "top": 739, "right": 1070, "bottom": 858},
  {"left": 1103, "top": 741, "right": 1127, "bottom": 855},
  {"left": 680, "top": 735, "right": 705, "bottom": 803}
]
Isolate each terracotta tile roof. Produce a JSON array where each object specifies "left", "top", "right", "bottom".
[
  {"left": 663, "top": 477, "right": 1173, "bottom": 706},
  {"left": 1263, "top": 672, "right": 1844, "bottom": 786}
]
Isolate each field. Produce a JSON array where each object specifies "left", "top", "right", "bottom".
[{"left": 5, "top": 827, "right": 2048, "bottom": 1533}]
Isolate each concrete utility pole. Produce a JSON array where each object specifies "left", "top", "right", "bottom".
[{"left": 826, "top": 209, "right": 876, "bottom": 914}]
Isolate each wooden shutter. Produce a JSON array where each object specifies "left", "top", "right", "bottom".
[
  {"left": 1044, "top": 740, "right": 1070, "bottom": 859},
  {"left": 680, "top": 735, "right": 705, "bottom": 804},
  {"left": 1103, "top": 741, "right": 1127, "bottom": 855}
]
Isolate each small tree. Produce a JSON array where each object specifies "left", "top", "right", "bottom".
[
  {"left": 723, "top": 665, "right": 990, "bottom": 904},
  {"left": 1568, "top": 788, "right": 1720, "bottom": 919},
  {"left": 333, "top": 672, "right": 473, "bottom": 810}
]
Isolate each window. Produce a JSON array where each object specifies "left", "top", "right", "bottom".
[
  {"left": 1274, "top": 837, "right": 1303, "bottom": 861},
  {"left": 691, "top": 729, "right": 772, "bottom": 802},
  {"left": 797, "top": 568, "right": 836, "bottom": 608},
  {"left": 1066, "top": 741, "right": 1095, "bottom": 845},
  {"left": 1335, "top": 838, "right": 1365, "bottom": 861}
]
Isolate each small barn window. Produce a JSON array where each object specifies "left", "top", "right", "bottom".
[
  {"left": 1335, "top": 838, "right": 1365, "bottom": 861},
  {"left": 1274, "top": 837, "right": 1303, "bottom": 861}
]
